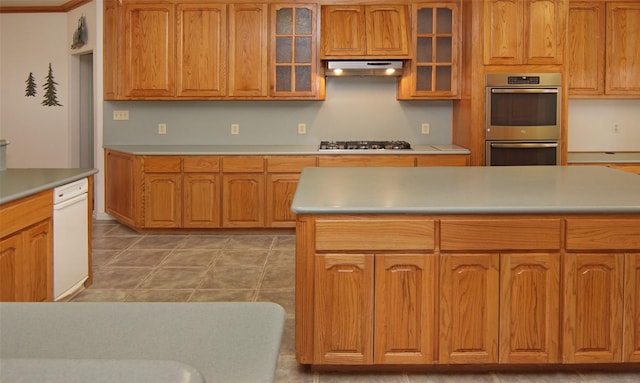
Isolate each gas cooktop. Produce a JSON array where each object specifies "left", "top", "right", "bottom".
[{"left": 319, "top": 140, "right": 412, "bottom": 150}]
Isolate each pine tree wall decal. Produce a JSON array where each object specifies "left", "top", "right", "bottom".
[
  {"left": 42, "top": 63, "right": 62, "bottom": 107},
  {"left": 25, "top": 72, "right": 37, "bottom": 97}
]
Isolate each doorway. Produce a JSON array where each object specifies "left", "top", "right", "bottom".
[{"left": 78, "top": 53, "right": 94, "bottom": 168}]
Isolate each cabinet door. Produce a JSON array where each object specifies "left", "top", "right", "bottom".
[
  {"left": 321, "top": 5, "right": 366, "bottom": 57},
  {"left": 563, "top": 253, "right": 623, "bottom": 363},
  {"left": 105, "top": 150, "right": 138, "bottom": 227},
  {"left": 222, "top": 174, "right": 265, "bottom": 227},
  {"left": 266, "top": 174, "right": 298, "bottom": 228},
  {"left": 484, "top": 0, "right": 524, "bottom": 65},
  {"left": 183, "top": 174, "right": 220, "bottom": 228},
  {"left": 439, "top": 253, "right": 499, "bottom": 363},
  {"left": 0, "top": 233, "right": 20, "bottom": 301},
  {"left": 524, "top": 0, "right": 564, "bottom": 64},
  {"left": 375, "top": 254, "right": 436, "bottom": 364},
  {"left": 568, "top": 1, "right": 605, "bottom": 95},
  {"left": 144, "top": 174, "right": 182, "bottom": 228},
  {"left": 415, "top": 154, "right": 468, "bottom": 167},
  {"left": 399, "top": 2, "right": 459, "bottom": 99},
  {"left": 103, "top": 0, "right": 121, "bottom": 99},
  {"left": 122, "top": 2, "right": 175, "bottom": 98},
  {"left": 314, "top": 254, "right": 374, "bottom": 364},
  {"left": 624, "top": 253, "right": 640, "bottom": 362},
  {"left": 365, "top": 5, "right": 410, "bottom": 57},
  {"left": 176, "top": 3, "right": 227, "bottom": 97},
  {"left": 605, "top": 2, "right": 640, "bottom": 95},
  {"left": 22, "top": 220, "right": 52, "bottom": 302},
  {"left": 500, "top": 253, "right": 560, "bottom": 363},
  {"left": 271, "top": 4, "right": 319, "bottom": 98},
  {"left": 229, "top": 3, "right": 268, "bottom": 97}
]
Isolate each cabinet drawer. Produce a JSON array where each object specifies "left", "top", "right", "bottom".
[
  {"left": 315, "top": 219, "right": 434, "bottom": 251},
  {"left": 183, "top": 156, "right": 220, "bottom": 172},
  {"left": 416, "top": 155, "right": 468, "bottom": 167},
  {"left": 266, "top": 156, "right": 317, "bottom": 172},
  {"left": 318, "top": 155, "right": 415, "bottom": 167},
  {"left": 566, "top": 219, "right": 640, "bottom": 250},
  {"left": 222, "top": 156, "right": 265, "bottom": 172},
  {"left": 0, "top": 190, "right": 53, "bottom": 238},
  {"left": 143, "top": 156, "right": 182, "bottom": 172},
  {"left": 440, "top": 219, "right": 561, "bottom": 251}
]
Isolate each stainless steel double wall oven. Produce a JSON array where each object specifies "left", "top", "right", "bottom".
[{"left": 485, "top": 73, "right": 562, "bottom": 166}]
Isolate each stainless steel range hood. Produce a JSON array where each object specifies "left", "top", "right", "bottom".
[{"left": 325, "top": 60, "right": 403, "bottom": 77}]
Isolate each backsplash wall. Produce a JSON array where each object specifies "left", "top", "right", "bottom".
[
  {"left": 104, "top": 77, "right": 452, "bottom": 146},
  {"left": 568, "top": 99, "right": 640, "bottom": 152}
]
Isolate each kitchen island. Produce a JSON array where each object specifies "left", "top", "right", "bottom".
[{"left": 291, "top": 166, "right": 640, "bottom": 370}]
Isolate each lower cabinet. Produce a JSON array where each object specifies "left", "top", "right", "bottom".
[
  {"left": 183, "top": 174, "right": 220, "bottom": 228},
  {"left": 314, "top": 252, "right": 436, "bottom": 365},
  {"left": 0, "top": 191, "right": 53, "bottom": 302},
  {"left": 624, "top": 253, "right": 640, "bottom": 362},
  {"left": 222, "top": 173, "right": 265, "bottom": 227},
  {"left": 145, "top": 173, "right": 182, "bottom": 228}
]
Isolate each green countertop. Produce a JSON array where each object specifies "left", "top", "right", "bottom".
[{"left": 0, "top": 168, "right": 98, "bottom": 205}]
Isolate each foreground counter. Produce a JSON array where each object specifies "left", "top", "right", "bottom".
[
  {"left": 291, "top": 166, "right": 640, "bottom": 370},
  {"left": 0, "top": 302, "right": 285, "bottom": 383}
]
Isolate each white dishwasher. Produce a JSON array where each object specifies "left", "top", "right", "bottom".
[{"left": 53, "top": 177, "right": 89, "bottom": 301}]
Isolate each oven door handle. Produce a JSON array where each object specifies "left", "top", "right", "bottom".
[
  {"left": 490, "top": 143, "right": 558, "bottom": 149},
  {"left": 490, "top": 88, "right": 559, "bottom": 94}
]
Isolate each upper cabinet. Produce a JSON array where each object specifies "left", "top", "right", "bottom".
[
  {"left": 270, "top": 4, "right": 322, "bottom": 98},
  {"left": 568, "top": 1, "right": 640, "bottom": 97},
  {"left": 320, "top": 5, "right": 411, "bottom": 59},
  {"left": 398, "top": 2, "right": 460, "bottom": 99},
  {"left": 484, "top": 0, "right": 565, "bottom": 65},
  {"left": 104, "top": 0, "right": 322, "bottom": 100}
]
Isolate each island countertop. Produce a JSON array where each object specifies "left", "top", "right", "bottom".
[
  {"left": 290, "top": 166, "right": 640, "bottom": 215},
  {"left": 0, "top": 168, "right": 98, "bottom": 205}
]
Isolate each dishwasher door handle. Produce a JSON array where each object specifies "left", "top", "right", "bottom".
[{"left": 53, "top": 192, "right": 87, "bottom": 210}]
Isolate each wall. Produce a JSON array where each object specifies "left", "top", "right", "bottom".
[
  {"left": 0, "top": 12, "right": 69, "bottom": 168},
  {"left": 568, "top": 99, "right": 640, "bottom": 152},
  {"left": 104, "top": 77, "right": 452, "bottom": 146}
]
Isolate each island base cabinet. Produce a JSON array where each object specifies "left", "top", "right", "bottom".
[
  {"left": 499, "top": 253, "right": 560, "bottom": 364},
  {"left": 374, "top": 254, "right": 436, "bottom": 364},
  {"left": 624, "top": 253, "right": 640, "bottom": 361},
  {"left": 439, "top": 254, "right": 499, "bottom": 364},
  {"left": 563, "top": 253, "right": 624, "bottom": 363},
  {"left": 314, "top": 254, "right": 374, "bottom": 365}
]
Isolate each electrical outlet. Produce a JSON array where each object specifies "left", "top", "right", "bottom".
[
  {"left": 298, "top": 123, "right": 307, "bottom": 135},
  {"left": 421, "top": 123, "right": 430, "bottom": 134},
  {"left": 613, "top": 124, "right": 620, "bottom": 133},
  {"left": 113, "top": 110, "right": 129, "bottom": 121},
  {"left": 158, "top": 123, "right": 167, "bottom": 134},
  {"left": 231, "top": 124, "right": 240, "bottom": 135}
]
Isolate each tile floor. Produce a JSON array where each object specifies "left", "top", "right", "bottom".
[{"left": 74, "top": 219, "right": 640, "bottom": 383}]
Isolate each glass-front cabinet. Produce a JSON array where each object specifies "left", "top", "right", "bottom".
[
  {"left": 270, "top": 4, "right": 322, "bottom": 99},
  {"left": 398, "top": 2, "right": 459, "bottom": 99}
]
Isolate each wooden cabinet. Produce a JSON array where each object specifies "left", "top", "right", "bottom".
[
  {"left": 266, "top": 156, "right": 316, "bottom": 228},
  {"left": 624, "top": 253, "right": 640, "bottom": 361},
  {"left": 182, "top": 156, "right": 221, "bottom": 228},
  {"left": 318, "top": 155, "right": 415, "bottom": 167},
  {"left": 568, "top": 1, "right": 640, "bottom": 96},
  {"left": 270, "top": 4, "right": 322, "bottom": 99},
  {"left": 103, "top": 0, "right": 121, "bottom": 99},
  {"left": 0, "top": 191, "right": 53, "bottom": 302},
  {"left": 606, "top": 2, "right": 640, "bottom": 95},
  {"left": 415, "top": 154, "right": 469, "bottom": 166},
  {"left": 143, "top": 156, "right": 182, "bottom": 228},
  {"left": 121, "top": 1, "right": 175, "bottom": 98},
  {"left": 439, "top": 219, "right": 561, "bottom": 364},
  {"left": 321, "top": 5, "right": 410, "bottom": 58},
  {"left": 484, "top": 0, "right": 565, "bottom": 65},
  {"left": 176, "top": 3, "right": 227, "bottom": 97},
  {"left": 104, "top": 150, "right": 141, "bottom": 227},
  {"left": 307, "top": 218, "right": 437, "bottom": 365},
  {"left": 398, "top": 2, "right": 460, "bottom": 99},
  {"left": 228, "top": 3, "right": 268, "bottom": 97},
  {"left": 221, "top": 156, "right": 265, "bottom": 227}
]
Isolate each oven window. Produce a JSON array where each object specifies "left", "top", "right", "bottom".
[
  {"left": 490, "top": 91, "right": 558, "bottom": 126},
  {"left": 489, "top": 144, "right": 558, "bottom": 166}
]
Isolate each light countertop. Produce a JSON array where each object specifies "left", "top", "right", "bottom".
[
  {"left": 0, "top": 302, "right": 285, "bottom": 383},
  {"left": 567, "top": 151, "right": 640, "bottom": 163},
  {"left": 104, "top": 144, "right": 470, "bottom": 155},
  {"left": 0, "top": 168, "right": 98, "bottom": 205},
  {"left": 291, "top": 166, "right": 640, "bottom": 215}
]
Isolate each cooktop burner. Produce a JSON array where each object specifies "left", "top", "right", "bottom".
[{"left": 319, "top": 140, "right": 412, "bottom": 150}]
